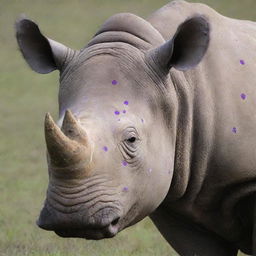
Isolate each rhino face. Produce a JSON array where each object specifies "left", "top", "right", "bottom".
[
  {"left": 39, "top": 47, "right": 176, "bottom": 239},
  {"left": 16, "top": 13, "right": 209, "bottom": 239}
]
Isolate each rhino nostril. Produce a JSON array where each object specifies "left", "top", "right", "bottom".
[
  {"left": 104, "top": 217, "right": 120, "bottom": 238},
  {"left": 111, "top": 217, "right": 120, "bottom": 226}
]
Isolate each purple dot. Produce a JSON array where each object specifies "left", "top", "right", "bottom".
[
  {"left": 103, "top": 146, "right": 108, "bottom": 152},
  {"left": 141, "top": 118, "right": 144, "bottom": 123},
  {"left": 118, "top": 119, "right": 121, "bottom": 121},
  {"left": 114, "top": 111, "right": 120, "bottom": 115},
  {"left": 122, "top": 160, "right": 128, "bottom": 167},
  {"left": 232, "top": 127, "right": 237, "bottom": 134},
  {"left": 122, "top": 110, "right": 126, "bottom": 114},
  {"left": 124, "top": 100, "right": 129, "bottom": 105},
  {"left": 240, "top": 60, "right": 245, "bottom": 65},
  {"left": 122, "top": 187, "right": 129, "bottom": 192},
  {"left": 112, "top": 80, "right": 118, "bottom": 85},
  {"left": 240, "top": 93, "right": 246, "bottom": 100}
]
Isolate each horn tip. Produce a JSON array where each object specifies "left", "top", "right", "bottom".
[
  {"left": 63, "top": 109, "right": 77, "bottom": 124},
  {"left": 45, "top": 112, "right": 55, "bottom": 131},
  {"left": 66, "top": 109, "right": 72, "bottom": 114}
]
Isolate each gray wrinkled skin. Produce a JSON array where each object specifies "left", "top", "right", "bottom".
[{"left": 16, "top": 1, "right": 256, "bottom": 255}]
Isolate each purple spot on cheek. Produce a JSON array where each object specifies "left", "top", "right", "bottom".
[
  {"left": 103, "top": 146, "right": 108, "bottom": 152},
  {"left": 112, "top": 80, "right": 118, "bottom": 85},
  {"left": 141, "top": 118, "right": 144, "bottom": 123},
  {"left": 240, "top": 60, "right": 245, "bottom": 65},
  {"left": 232, "top": 127, "right": 237, "bottom": 134},
  {"left": 124, "top": 100, "right": 129, "bottom": 105},
  {"left": 122, "top": 187, "right": 129, "bottom": 192},
  {"left": 240, "top": 93, "right": 246, "bottom": 100},
  {"left": 122, "top": 110, "right": 126, "bottom": 114},
  {"left": 122, "top": 160, "right": 128, "bottom": 167},
  {"left": 114, "top": 111, "right": 120, "bottom": 115}
]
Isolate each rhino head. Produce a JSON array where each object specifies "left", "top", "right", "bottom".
[{"left": 16, "top": 13, "right": 209, "bottom": 239}]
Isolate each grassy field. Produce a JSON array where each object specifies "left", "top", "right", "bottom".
[{"left": 1, "top": 0, "right": 256, "bottom": 255}]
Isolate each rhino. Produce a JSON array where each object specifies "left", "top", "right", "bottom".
[{"left": 16, "top": 0, "right": 256, "bottom": 255}]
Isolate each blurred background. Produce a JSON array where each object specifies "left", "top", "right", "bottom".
[{"left": 1, "top": 0, "right": 256, "bottom": 255}]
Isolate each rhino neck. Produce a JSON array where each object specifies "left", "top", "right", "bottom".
[{"left": 166, "top": 68, "right": 215, "bottom": 203}]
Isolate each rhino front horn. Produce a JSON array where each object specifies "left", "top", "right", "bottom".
[{"left": 44, "top": 111, "right": 91, "bottom": 170}]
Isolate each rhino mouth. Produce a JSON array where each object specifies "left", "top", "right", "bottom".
[
  {"left": 37, "top": 202, "right": 122, "bottom": 240},
  {"left": 54, "top": 219, "right": 120, "bottom": 240}
]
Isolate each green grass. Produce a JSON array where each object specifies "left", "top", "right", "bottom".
[{"left": 1, "top": 0, "right": 256, "bottom": 255}]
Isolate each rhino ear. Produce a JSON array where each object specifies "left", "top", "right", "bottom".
[
  {"left": 147, "top": 16, "right": 210, "bottom": 72},
  {"left": 15, "top": 18, "right": 77, "bottom": 74}
]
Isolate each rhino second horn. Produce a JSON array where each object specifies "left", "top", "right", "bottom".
[
  {"left": 44, "top": 113, "right": 90, "bottom": 169},
  {"left": 61, "top": 110, "right": 89, "bottom": 145}
]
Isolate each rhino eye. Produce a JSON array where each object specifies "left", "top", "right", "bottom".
[{"left": 127, "top": 137, "right": 136, "bottom": 143}]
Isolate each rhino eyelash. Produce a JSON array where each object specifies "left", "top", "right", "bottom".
[
  {"left": 126, "top": 137, "right": 137, "bottom": 143},
  {"left": 124, "top": 138, "right": 138, "bottom": 150}
]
